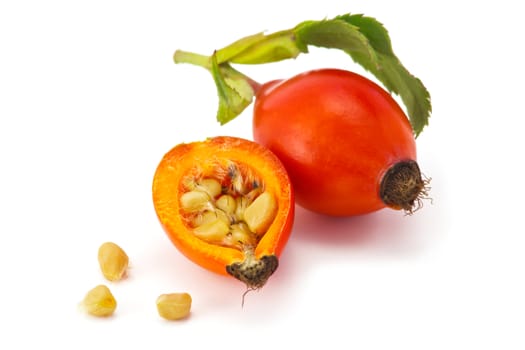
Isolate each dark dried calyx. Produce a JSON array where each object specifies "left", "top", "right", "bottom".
[
  {"left": 226, "top": 254, "right": 278, "bottom": 290},
  {"left": 379, "top": 160, "right": 430, "bottom": 214}
]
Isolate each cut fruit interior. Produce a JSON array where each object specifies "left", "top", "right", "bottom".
[{"left": 152, "top": 136, "right": 295, "bottom": 290}]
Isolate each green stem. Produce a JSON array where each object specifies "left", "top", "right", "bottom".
[
  {"left": 173, "top": 50, "right": 210, "bottom": 69},
  {"left": 173, "top": 14, "right": 431, "bottom": 133},
  {"left": 226, "top": 64, "right": 262, "bottom": 94},
  {"left": 175, "top": 49, "right": 263, "bottom": 94}
]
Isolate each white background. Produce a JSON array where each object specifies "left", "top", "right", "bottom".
[{"left": 1, "top": 1, "right": 524, "bottom": 349}]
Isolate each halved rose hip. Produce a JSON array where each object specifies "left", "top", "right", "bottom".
[{"left": 152, "top": 136, "right": 294, "bottom": 289}]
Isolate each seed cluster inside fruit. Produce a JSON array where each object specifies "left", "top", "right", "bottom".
[{"left": 179, "top": 161, "right": 278, "bottom": 251}]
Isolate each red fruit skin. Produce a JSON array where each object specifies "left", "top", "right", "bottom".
[{"left": 253, "top": 68, "right": 417, "bottom": 216}]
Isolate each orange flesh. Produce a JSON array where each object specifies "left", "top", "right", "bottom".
[{"left": 152, "top": 136, "right": 294, "bottom": 276}]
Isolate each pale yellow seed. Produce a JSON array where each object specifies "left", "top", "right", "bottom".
[
  {"left": 81, "top": 284, "right": 117, "bottom": 317},
  {"left": 234, "top": 196, "right": 249, "bottom": 222},
  {"left": 193, "top": 210, "right": 231, "bottom": 227},
  {"left": 98, "top": 242, "right": 129, "bottom": 282},
  {"left": 225, "top": 222, "right": 256, "bottom": 248},
  {"left": 193, "top": 210, "right": 219, "bottom": 227},
  {"left": 215, "top": 209, "right": 233, "bottom": 225},
  {"left": 243, "top": 191, "right": 277, "bottom": 235},
  {"left": 197, "top": 178, "right": 222, "bottom": 198},
  {"left": 156, "top": 293, "right": 192, "bottom": 320},
  {"left": 180, "top": 190, "right": 211, "bottom": 212},
  {"left": 193, "top": 219, "right": 230, "bottom": 243},
  {"left": 216, "top": 194, "right": 236, "bottom": 214}
]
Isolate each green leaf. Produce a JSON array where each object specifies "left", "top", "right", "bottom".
[
  {"left": 353, "top": 53, "right": 431, "bottom": 137},
  {"left": 336, "top": 14, "right": 394, "bottom": 56},
  {"left": 210, "top": 53, "right": 255, "bottom": 125},
  {"left": 338, "top": 14, "right": 431, "bottom": 136},
  {"left": 294, "top": 14, "right": 431, "bottom": 136},
  {"left": 294, "top": 18, "right": 379, "bottom": 66}
]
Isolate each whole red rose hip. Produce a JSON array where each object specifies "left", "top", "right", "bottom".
[{"left": 253, "top": 68, "right": 428, "bottom": 216}]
